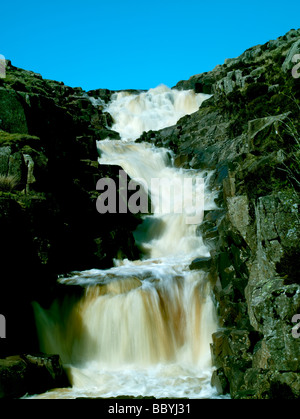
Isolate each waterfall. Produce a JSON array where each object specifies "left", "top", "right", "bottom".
[
  {"left": 32, "top": 85, "right": 220, "bottom": 399},
  {"left": 104, "top": 85, "right": 207, "bottom": 141}
]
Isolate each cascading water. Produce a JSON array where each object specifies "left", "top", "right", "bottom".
[
  {"left": 31, "top": 85, "right": 220, "bottom": 399},
  {"left": 104, "top": 85, "right": 207, "bottom": 141}
]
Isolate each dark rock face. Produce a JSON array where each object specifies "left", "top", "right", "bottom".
[
  {"left": 168, "top": 28, "right": 300, "bottom": 399},
  {"left": 189, "top": 257, "right": 212, "bottom": 271},
  {"left": 0, "top": 353, "right": 70, "bottom": 399},
  {"left": 0, "top": 61, "right": 142, "bottom": 360},
  {"left": 138, "top": 28, "right": 300, "bottom": 398}
]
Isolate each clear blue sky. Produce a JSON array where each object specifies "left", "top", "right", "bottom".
[{"left": 1, "top": 0, "right": 300, "bottom": 91}]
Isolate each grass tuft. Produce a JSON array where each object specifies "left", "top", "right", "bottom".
[{"left": 0, "top": 174, "right": 19, "bottom": 191}]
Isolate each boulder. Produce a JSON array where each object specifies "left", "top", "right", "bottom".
[
  {"left": 211, "top": 368, "right": 229, "bottom": 395},
  {"left": 0, "top": 353, "right": 70, "bottom": 399},
  {"left": 189, "top": 257, "right": 212, "bottom": 271}
]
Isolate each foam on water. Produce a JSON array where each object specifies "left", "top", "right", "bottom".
[{"left": 32, "top": 85, "right": 220, "bottom": 399}]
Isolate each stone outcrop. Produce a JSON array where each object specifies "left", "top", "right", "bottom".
[
  {"left": 0, "top": 353, "right": 70, "bottom": 399},
  {"left": 167, "top": 28, "right": 300, "bottom": 399},
  {"left": 0, "top": 62, "right": 142, "bottom": 360},
  {"left": 138, "top": 28, "right": 300, "bottom": 398}
]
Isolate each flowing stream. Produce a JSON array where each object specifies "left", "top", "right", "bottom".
[{"left": 31, "top": 85, "right": 220, "bottom": 399}]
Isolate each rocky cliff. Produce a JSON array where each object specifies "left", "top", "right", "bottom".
[
  {"left": 0, "top": 28, "right": 300, "bottom": 398},
  {"left": 143, "top": 28, "right": 300, "bottom": 399},
  {"left": 0, "top": 63, "right": 141, "bottom": 358}
]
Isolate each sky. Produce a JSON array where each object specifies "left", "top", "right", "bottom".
[{"left": 1, "top": 0, "right": 300, "bottom": 92}]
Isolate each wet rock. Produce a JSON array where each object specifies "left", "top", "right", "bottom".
[
  {"left": 211, "top": 368, "right": 229, "bottom": 395},
  {"left": 0, "top": 353, "right": 70, "bottom": 399},
  {"left": 95, "top": 127, "right": 120, "bottom": 141},
  {"left": 87, "top": 88, "right": 113, "bottom": 103},
  {"left": 189, "top": 257, "right": 211, "bottom": 271}
]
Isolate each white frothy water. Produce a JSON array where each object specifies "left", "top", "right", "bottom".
[
  {"left": 105, "top": 84, "right": 208, "bottom": 141},
  {"left": 32, "top": 85, "right": 220, "bottom": 399},
  {"left": 97, "top": 139, "right": 214, "bottom": 259}
]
